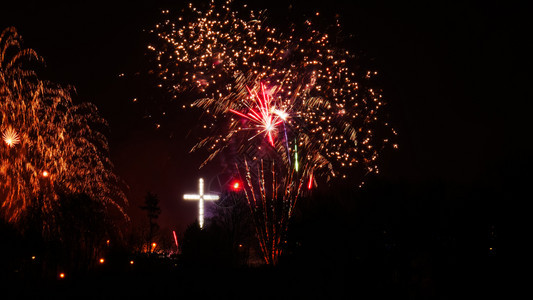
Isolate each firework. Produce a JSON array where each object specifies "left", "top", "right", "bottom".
[
  {"left": 2, "top": 127, "right": 20, "bottom": 147},
  {"left": 151, "top": 1, "right": 395, "bottom": 263},
  {"left": 229, "top": 83, "right": 287, "bottom": 147},
  {"left": 152, "top": 0, "right": 394, "bottom": 182},
  {"left": 237, "top": 159, "right": 304, "bottom": 265},
  {"left": 0, "top": 27, "right": 127, "bottom": 230},
  {"left": 173, "top": 230, "right": 179, "bottom": 250}
]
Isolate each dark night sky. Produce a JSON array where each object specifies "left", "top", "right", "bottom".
[{"left": 1, "top": 1, "right": 528, "bottom": 235}]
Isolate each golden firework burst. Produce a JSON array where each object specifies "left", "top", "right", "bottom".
[{"left": 2, "top": 127, "right": 20, "bottom": 147}]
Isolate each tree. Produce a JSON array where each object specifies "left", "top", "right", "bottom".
[
  {"left": 140, "top": 192, "right": 161, "bottom": 253},
  {"left": 209, "top": 191, "right": 254, "bottom": 266},
  {"left": 55, "top": 193, "right": 112, "bottom": 274}
]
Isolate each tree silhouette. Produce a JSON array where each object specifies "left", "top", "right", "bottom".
[
  {"left": 140, "top": 192, "right": 161, "bottom": 253},
  {"left": 179, "top": 191, "right": 256, "bottom": 268},
  {"left": 55, "top": 193, "right": 111, "bottom": 274},
  {"left": 209, "top": 191, "right": 254, "bottom": 266}
]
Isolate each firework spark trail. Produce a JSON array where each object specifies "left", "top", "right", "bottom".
[
  {"left": 282, "top": 122, "right": 290, "bottom": 165},
  {"left": 241, "top": 160, "right": 269, "bottom": 264},
  {"left": 271, "top": 161, "right": 277, "bottom": 255},
  {"left": 237, "top": 159, "right": 304, "bottom": 265},
  {"left": 0, "top": 27, "right": 127, "bottom": 228},
  {"left": 259, "top": 160, "right": 268, "bottom": 247}
]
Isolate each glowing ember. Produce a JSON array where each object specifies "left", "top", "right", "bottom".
[{"left": 230, "top": 179, "right": 242, "bottom": 191}]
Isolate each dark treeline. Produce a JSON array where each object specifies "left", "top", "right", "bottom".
[
  {"left": 284, "top": 177, "right": 502, "bottom": 299},
  {"left": 2, "top": 175, "right": 503, "bottom": 299}
]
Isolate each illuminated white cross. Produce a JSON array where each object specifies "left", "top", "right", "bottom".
[{"left": 183, "top": 178, "right": 219, "bottom": 229}]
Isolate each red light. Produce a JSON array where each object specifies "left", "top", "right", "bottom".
[{"left": 230, "top": 180, "right": 242, "bottom": 191}]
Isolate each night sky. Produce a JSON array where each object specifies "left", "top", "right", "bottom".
[{"left": 1, "top": 0, "right": 527, "bottom": 236}]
